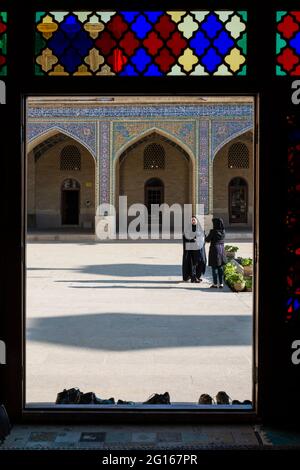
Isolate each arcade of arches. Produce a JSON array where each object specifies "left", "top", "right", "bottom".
[{"left": 26, "top": 98, "right": 254, "bottom": 232}]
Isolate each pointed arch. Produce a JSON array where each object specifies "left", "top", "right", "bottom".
[
  {"left": 27, "top": 127, "right": 96, "bottom": 160},
  {"left": 114, "top": 127, "right": 196, "bottom": 213},
  {"left": 212, "top": 127, "right": 253, "bottom": 160},
  {"left": 114, "top": 127, "right": 196, "bottom": 166}
]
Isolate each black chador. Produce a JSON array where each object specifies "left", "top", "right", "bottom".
[{"left": 182, "top": 221, "right": 206, "bottom": 283}]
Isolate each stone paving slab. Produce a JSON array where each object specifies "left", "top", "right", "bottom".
[{"left": 26, "top": 241, "right": 253, "bottom": 404}]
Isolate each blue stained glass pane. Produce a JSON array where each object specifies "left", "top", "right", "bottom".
[
  {"left": 144, "top": 11, "right": 163, "bottom": 24},
  {"left": 131, "top": 15, "right": 152, "bottom": 40},
  {"left": 49, "top": 31, "right": 69, "bottom": 56},
  {"left": 130, "top": 47, "right": 152, "bottom": 72},
  {"left": 213, "top": 31, "right": 234, "bottom": 55},
  {"left": 120, "top": 12, "right": 139, "bottom": 23},
  {"left": 201, "top": 48, "right": 222, "bottom": 72},
  {"left": 190, "top": 31, "right": 210, "bottom": 56},
  {"left": 60, "top": 48, "right": 82, "bottom": 73},
  {"left": 201, "top": 13, "right": 223, "bottom": 39},
  {"left": 144, "top": 63, "right": 163, "bottom": 76},
  {"left": 60, "top": 15, "right": 82, "bottom": 37},
  {"left": 72, "top": 31, "right": 93, "bottom": 56},
  {"left": 120, "top": 64, "right": 139, "bottom": 76},
  {"left": 290, "top": 32, "right": 300, "bottom": 54}
]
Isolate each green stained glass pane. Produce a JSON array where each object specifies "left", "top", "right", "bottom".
[
  {"left": 237, "top": 33, "right": 247, "bottom": 54},
  {"left": 34, "top": 10, "right": 248, "bottom": 76},
  {"left": 35, "top": 32, "right": 46, "bottom": 55},
  {"left": 238, "top": 11, "right": 247, "bottom": 22},
  {"left": 36, "top": 12, "right": 46, "bottom": 23},
  {"left": 276, "top": 65, "right": 286, "bottom": 76},
  {"left": 276, "top": 11, "right": 287, "bottom": 23},
  {"left": 276, "top": 33, "right": 286, "bottom": 54},
  {"left": 238, "top": 64, "right": 247, "bottom": 76},
  {"left": 0, "top": 12, "right": 7, "bottom": 76},
  {"left": 35, "top": 63, "right": 45, "bottom": 76},
  {"left": 0, "top": 65, "right": 7, "bottom": 76}
]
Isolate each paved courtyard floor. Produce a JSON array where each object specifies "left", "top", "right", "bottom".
[{"left": 26, "top": 241, "right": 253, "bottom": 405}]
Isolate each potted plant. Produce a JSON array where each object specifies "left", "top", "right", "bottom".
[
  {"left": 224, "top": 263, "right": 237, "bottom": 282},
  {"left": 229, "top": 273, "right": 246, "bottom": 292},
  {"left": 225, "top": 245, "right": 239, "bottom": 259},
  {"left": 245, "top": 278, "right": 252, "bottom": 292},
  {"left": 240, "top": 258, "right": 253, "bottom": 276}
]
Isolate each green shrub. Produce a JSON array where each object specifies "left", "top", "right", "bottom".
[
  {"left": 228, "top": 273, "right": 244, "bottom": 284},
  {"left": 245, "top": 278, "right": 252, "bottom": 289},
  {"left": 224, "top": 263, "right": 237, "bottom": 281},
  {"left": 225, "top": 245, "right": 239, "bottom": 253},
  {"left": 240, "top": 258, "right": 253, "bottom": 267}
]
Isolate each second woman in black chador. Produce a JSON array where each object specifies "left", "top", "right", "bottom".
[
  {"left": 182, "top": 216, "right": 206, "bottom": 283},
  {"left": 205, "top": 217, "right": 227, "bottom": 288}
]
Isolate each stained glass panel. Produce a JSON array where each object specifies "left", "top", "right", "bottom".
[
  {"left": 34, "top": 11, "right": 247, "bottom": 76},
  {"left": 286, "top": 115, "right": 300, "bottom": 322},
  {"left": 276, "top": 11, "right": 300, "bottom": 76},
  {"left": 0, "top": 12, "right": 7, "bottom": 76}
]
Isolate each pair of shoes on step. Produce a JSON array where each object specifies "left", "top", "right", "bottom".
[
  {"left": 198, "top": 391, "right": 252, "bottom": 405},
  {"left": 210, "top": 284, "right": 224, "bottom": 289},
  {"left": 198, "top": 391, "right": 231, "bottom": 405},
  {"left": 55, "top": 388, "right": 115, "bottom": 405}
]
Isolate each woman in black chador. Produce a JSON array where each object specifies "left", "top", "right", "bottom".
[
  {"left": 205, "top": 217, "right": 227, "bottom": 288},
  {"left": 182, "top": 216, "right": 206, "bottom": 283}
]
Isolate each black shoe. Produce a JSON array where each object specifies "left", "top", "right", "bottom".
[
  {"left": 143, "top": 392, "right": 171, "bottom": 405},
  {"left": 210, "top": 284, "right": 218, "bottom": 288},
  {"left": 117, "top": 399, "right": 135, "bottom": 405},
  {"left": 94, "top": 397, "right": 115, "bottom": 405},
  {"left": 232, "top": 399, "right": 252, "bottom": 405},
  {"left": 56, "top": 388, "right": 82, "bottom": 404},
  {"left": 216, "top": 391, "right": 231, "bottom": 405},
  {"left": 198, "top": 394, "right": 214, "bottom": 404},
  {"left": 78, "top": 392, "right": 98, "bottom": 404}
]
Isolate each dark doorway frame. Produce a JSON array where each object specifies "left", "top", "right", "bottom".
[
  {"left": 229, "top": 177, "right": 248, "bottom": 224},
  {"left": 61, "top": 179, "right": 80, "bottom": 226},
  {"left": 144, "top": 177, "right": 164, "bottom": 209},
  {"left": 0, "top": 1, "right": 297, "bottom": 425}
]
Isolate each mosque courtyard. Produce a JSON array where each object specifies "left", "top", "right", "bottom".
[{"left": 26, "top": 240, "right": 253, "bottom": 405}]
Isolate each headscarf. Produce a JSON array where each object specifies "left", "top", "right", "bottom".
[
  {"left": 211, "top": 217, "right": 225, "bottom": 242},
  {"left": 212, "top": 218, "right": 225, "bottom": 231},
  {"left": 191, "top": 216, "right": 205, "bottom": 249}
]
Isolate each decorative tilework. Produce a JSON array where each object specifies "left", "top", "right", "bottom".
[
  {"left": 0, "top": 12, "right": 7, "bottom": 76},
  {"left": 113, "top": 121, "right": 196, "bottom": 155},
  {"left": 27, "top": 123, "right": 97, "bottom": 158},
  {"left": 28, "top": 104, "right": 253, "bottom": 119},
  {"left": 199, "top": 121, "right": 210, "bottom": 213},
  {"left": 35, "top": 11, "right": 247, "bottom": 76},
  {"left": 27, "top": 102, "right": 254, "bottom": 211},
  {"left": 212, "top": 121, "right": 253, "bottom": 159},
  {"left": 99, "top": 122, "right": 110, "bottom": 204}
]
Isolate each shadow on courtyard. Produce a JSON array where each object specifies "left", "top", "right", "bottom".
[
  {"left": 27, "top": 313, "right": 252, "bottom": 350},
  {"left": 28, "top": 263, "right": 182, "bottom": 277}
]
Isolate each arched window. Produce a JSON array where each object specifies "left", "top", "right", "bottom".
[
  {"left": 60, "top": 145, "right": 81, "bottom": 171},
  {"left": 144, "top": 143, "right": 165, "bottom": 170},
  {"left": 228, "top": 142, "right": 249, "bottom": 169}
]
